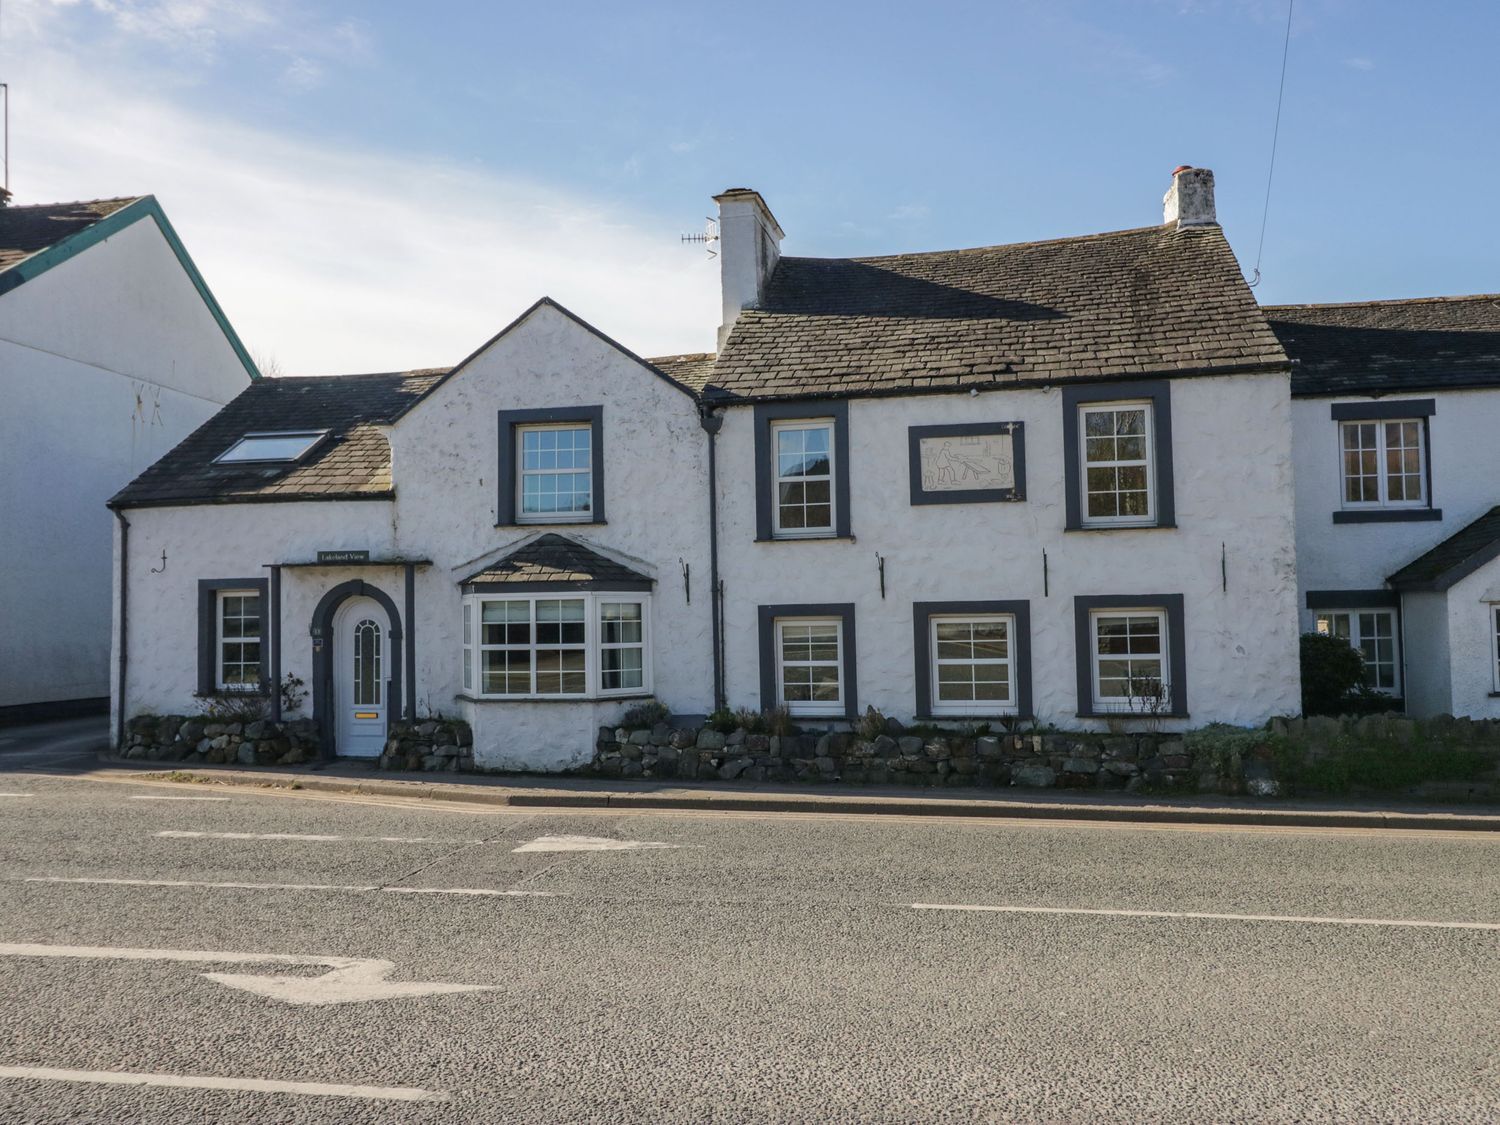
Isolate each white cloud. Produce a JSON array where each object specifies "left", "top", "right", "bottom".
[
  {"left": 282, "top": 55, "right": 324, "bottom": 91},
  {"left": 3, "top": 22, "right": 721, "bottom": 373},
  {"left": 1344, "top": 56, "right": 1375, "bottom": 71}
]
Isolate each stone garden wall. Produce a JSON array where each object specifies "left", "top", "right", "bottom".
[
  {"left": 119, "top": 714, "right": 473, "bottom": 772},
  {"left": 586, "top": 711, "right": 1500, "bottom": 799}
]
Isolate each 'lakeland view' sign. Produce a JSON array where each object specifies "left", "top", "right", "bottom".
[{"left": 317, "top": 549, "right": 370, "bottom": 564}]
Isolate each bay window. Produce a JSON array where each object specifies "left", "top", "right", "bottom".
[{"left": 461, "top": 592, "right": 649, "bottom": 699}]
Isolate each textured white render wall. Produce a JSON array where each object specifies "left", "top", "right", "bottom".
[
  {"left": 1291, "top": 388, "right": 1500, "bottom": 628},
  {"left": 389, "top": 302, "right": 713, "bottom": 770},
  {"left": 2, "top": 217, "right": 249, "bottom": 708},
  {"left": 1398, "top": 591, "right": 1452, "bottom": 718},
  {"left": 1444, "top": 563, "right": 1500, "bottom": 719},
  {"left": 113, "top": 502, "right": 399, "bottom": 729},
  {"left": 714, "top": 372, "right": 1301, "bottom": 730}
]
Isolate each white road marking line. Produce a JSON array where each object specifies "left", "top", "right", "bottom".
[
  {"left": 0, "top": 1065, "right": 448, "bottom": 1101},
  {"left": 910, "top": 903, "right": 1500, "bottom": 931},
  {"left": 385, "top": 886, "right": 557, "bottom": 897},
  {"left": 129, "top": 795, "right": 231, "bottom": 802},
  {"left": 0, "top": 942, "right": 495, "bottom": 1008},
  {"left": 512, "top": 834, "right": 684, "bottom": 853},
  {"left": 155, "top": 830, "right": 481, "bottom": 844},
  {"left": 0, "top": 793, "right": 31, "bottom": 798},
  {"left": 21, "top": 876, "right": 560, "bottom": 898},
  {"left": 26, "top": 877, "right": 378, "bottom": 892}
]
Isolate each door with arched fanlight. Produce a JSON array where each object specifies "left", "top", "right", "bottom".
[{"left": 333, "top": 596, "right": 389, "bottom": 757}]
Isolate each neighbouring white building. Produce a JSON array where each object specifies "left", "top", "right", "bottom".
[
  {"left": 0, "top": 194, "right": 256, "bottom": 722},
  {"left": 1269, "top": 297, "right": 1500, "bottom": 719},
  {"left": 109, "top": 167, "right": 1319, "bottom": 768}
]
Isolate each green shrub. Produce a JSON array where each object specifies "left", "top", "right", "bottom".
[
  {"left": 763, "top": 704, "right": 794, "bottom": 737},
  {"left": 733, "top": 706, "right": 766, "bottom": 734},
  {"left": 706, "top": 708, "right": 739, "bottom": 734},
  {"left": 620, "top": 699, "right": 670, "bottom": 730},
  {"left": 1277, "top": 740, "right": 1492, "bottom": 794},
  {"left": 1299, "top": 632, "right": 1368, "bottom": 715}
]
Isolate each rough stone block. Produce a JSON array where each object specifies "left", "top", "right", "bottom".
[
  {"left": 1062, "top": 757, "right": 1100, "bottom": 774},
  {"left": 975, "top": 737, "right": 1003, "bottom": 760},
  {"left": 1012, "top": 764, "right": 1057, "bottom": 788},
  {"left": 628, "top": 729, "right": 653, "bottom": 746},
  {"left": 719, "top": 759, "right": 750, "bottom": 781},
  {"left": 696, "top": 729, "right": 726, "bottom": 751}
]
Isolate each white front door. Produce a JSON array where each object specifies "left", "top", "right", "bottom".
[{"left": 334, "top": 597, "right": 389, "bottom": 758}]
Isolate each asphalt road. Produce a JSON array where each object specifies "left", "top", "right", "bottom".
[{"left": 0, "top": 736, "right": 1497, "bottom": 1121}]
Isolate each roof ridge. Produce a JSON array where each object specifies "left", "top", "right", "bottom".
[
  {"left": 1266, "top": 294, "right": 1500, "bottom": 312},
  {"left": 264, "top": 368, "right": 451, "bottom": 383},
  {"left": 777, "top": 222, "right": 1182, "bottom": 268},
  {"left": 1, "top": 195, "right": 145, "bottom": 211}
]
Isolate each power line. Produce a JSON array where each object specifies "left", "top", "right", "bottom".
[{"left": 1249, "top": 0, "right": 1295, "bottom": 288}]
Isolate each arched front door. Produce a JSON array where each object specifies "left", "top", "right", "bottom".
[{"left": 333, "top": 596, "right": 389, "bottom": 758}]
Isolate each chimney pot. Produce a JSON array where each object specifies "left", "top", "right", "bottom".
[{"left": 1163, "top": 166, "right": 1216, "bottom": 229}]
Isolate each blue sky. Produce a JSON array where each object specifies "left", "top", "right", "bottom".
[{"left": 5, "top": 1, "right": 1497, "bottom": 373}]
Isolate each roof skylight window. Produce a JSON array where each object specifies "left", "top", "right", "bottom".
[{"left": 214, "top": 430, "right": 328, "bottom": 464}]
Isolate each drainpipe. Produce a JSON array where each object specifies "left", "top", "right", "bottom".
[
  {"left": 114, "top": 510, "right": 130, "bottom": 752},
  {"left": 699, "top": 405, "right": 725, "bottom": 711}
]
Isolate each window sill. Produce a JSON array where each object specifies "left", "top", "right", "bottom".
[
  {"left": 755, "top": 534, "right": 856, "bottom": 544},
  {"left": 194, "top": 689, "right": 270, "bottom": 699},
  {"left": 496, "top": 519, "right": 607, "bottom": 529},
  {"left": 1065, "top": 522, "right": 1177, "bottom": 533},
  {"left": 1331, "top": 509, "right": 1442, "bottom": 524},
  {"left": 453, "top": 692, "right": 653, "bottom": 705}
]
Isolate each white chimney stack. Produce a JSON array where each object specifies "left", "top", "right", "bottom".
[
  {"left": 713, "top": 187, "right": 784, "bottom": 349},
  {"left": 1162, "top": 166, "right": 1216, "bottom": 229}
]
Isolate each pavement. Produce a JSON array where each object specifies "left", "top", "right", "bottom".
[{"left": 0, "top": 718, "right": 1497, "bottom": 1120}]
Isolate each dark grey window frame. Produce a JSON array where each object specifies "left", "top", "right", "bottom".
[
  {"left": 197, "top": 577, "right": 270, "bottom": 696},
  {"left": 1062, "top": 381, "right": 1175, "bottom": 531},
  {"left": 1330, "top": 400, "right": 1439, "bottom": 525},
  {"left": 907, "top": 422, "right": 1026, "bottom": 506},
  {"left": 497, "top": 405, "right": 605, "bottom": 528},
  {"left": 912, "top": 600, "right": 1032, "bottom": 719},
  {"left": 1073, "top": 593, "right": 1187, "bottom": 718},
  {"left": 753, "top": 400, "right": 851, "bottom": 541},
  {"left": 757, "top": 602, "right": 857, "bottom": 720},
  {"left": 1306, "top": 589, "right": 1400, "bottom": 610}
]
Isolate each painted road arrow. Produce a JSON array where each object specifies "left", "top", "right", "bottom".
[{"left": 0, "top": 943, "right": 496, "bottom": 1007}]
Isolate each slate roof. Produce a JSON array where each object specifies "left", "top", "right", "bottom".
[
  {"left": 108, "top": 370, "right": 446, "bottom": 509},
  {"left": 0, "top": 197, "right": 140, "bottom": 272},
  {"left": 1267, "top": 295, "right": 1500, "bottom": 397},
  {"left": 1388, "top": 506, "right": 1500, "bottom": 591},
  {"left": 646, "top": 352, "right": 716, "bottom": 393},
  {"left": 706, "top": 223, "right": 1287, "bottom": 401},
  {"left": 460, "top": 534, "right": 653, "bottom": 588}
]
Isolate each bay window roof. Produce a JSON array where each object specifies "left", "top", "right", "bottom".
[{"left": 461, "top": 534, "right": 653, "bottom": 592}]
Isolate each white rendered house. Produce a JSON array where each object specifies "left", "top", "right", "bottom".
[
  {"left": 1269, "top": 297, "right": 1500, "bottom": 718},
  {"left": 0, "top": 194, "right": 256, "bottom": 722},
  {"left": 110, "top": 168, "right": 1308, "bottom": 768}
]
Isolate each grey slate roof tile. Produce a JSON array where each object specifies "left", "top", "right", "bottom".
[
  {"left": 0, "top": 197, "right": 140, "bottom": 272},
  {"left": 708, "top": 224, "right": 1286, "bottom": 401},
  {"left": 1267, "top": 295, "right": 1500, "bottom": 397},
  {"left": 1388, "top": 506, "right": 1500, "bottom": 591},
  {"left": 108, "top": 370, "right": 446, "bottom": 509},
  {"left": 461, "top": 534, "right": 652, "bottom": 587}
]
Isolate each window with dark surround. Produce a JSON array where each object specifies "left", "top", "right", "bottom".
[
  {"left": 753, "top": 401, "right": 851, "bottom": 541},
  {"left": 1073, "top": 593, "right": 1187, "bottom": 718},
  {"left": 497, "top": 406, "right": 605, "bottom": 527},
  {"left": 1329, "top": 400, "right": 1440, "bottom": 524},
  {"left": 197, "top": 577, "right": 270, "bottom": 696},
  {"left": 757, "top": 603, "right": 857, "bottom": 718},
  {"left": 1062, "top": 382, "right": 1175, "bottom": 531},
  {"left": 912, "top": 600, "right": 1032, "bottom": 719},
  {"left": 907, "top": 422, "right": 1026, "bottom": 506}
]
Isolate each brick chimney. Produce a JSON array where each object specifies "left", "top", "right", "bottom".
[
  {"left": 1162, "top": 166, "right": 1216, "bottom": 229},
  {"left": 713, "top": 188, "right": 784, "bottom": 349}
]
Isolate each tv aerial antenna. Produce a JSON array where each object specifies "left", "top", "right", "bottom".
[{"left": 681, "top": 217, "right": 718, "bottom": 259}]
